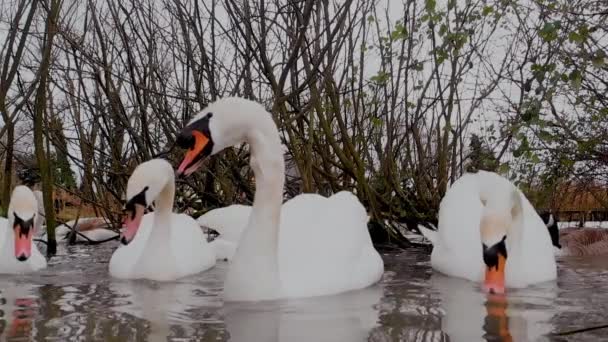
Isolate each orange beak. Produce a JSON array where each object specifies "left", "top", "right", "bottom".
[
  {"left": 484, "top": 254, "right": 506, "bottom": 294},
  {"left": 177, "top": 131, "right": 209, "bottom": 176},
  {"left": 121, "top": 204, "right": 145, "bottom": 245}
]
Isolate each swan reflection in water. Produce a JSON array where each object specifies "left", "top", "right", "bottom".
[
  {"left": 431, "top": 274, "right": 559, "bottom": 341},
  {"left": 108, "top": 278, "right": 224, "bottom": 340},
  {"left": 0, "top": 281, "right": 40, "bottom": 340},
  {"left": 108, "top": 276, "right": 382, "bottom": 342},
  {"left": 223, "top": 285, "right": 382, "bottom": 342}
]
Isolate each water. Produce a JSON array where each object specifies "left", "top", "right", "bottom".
[{"left": 1, "top": 243, "right": 607, "bottom": 341}]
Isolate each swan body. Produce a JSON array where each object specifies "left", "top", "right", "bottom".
[
  {"left": 176, "top": 97, "right": 383, "bottom": 301},
  {"left": 419, "top": 170, "right": 556, "bottom": 291},
  {"left": 109, "top": 159, "right": 215, "bottom": 281},
  {"left": 197, "top": 204, "right": 251, "bottom": 260},
  {"left": 37, "top": 217, "right": 119, "bottom": 243},
  {"left": 0, "top": 186, "right": 47, "bottom": 273}
]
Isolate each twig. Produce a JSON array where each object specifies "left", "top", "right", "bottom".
[{"left": 553, "top": 324, "right": 608, "bottom": 336}]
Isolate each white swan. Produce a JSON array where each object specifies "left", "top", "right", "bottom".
[
  {"left": 0, "top": 186, "right": 47, "bottom": 273},
  {"left": 419, "top": 170, "right": 556, "bottom": 294},
  {"left": 175, "top": 97, "right": 384, "bottom": 301},
  {"left": 109, "top": 158, "right": 215, "bottom": 281},
  {"left": 197, "top": 204, "right": 251, "bottom": 260},
  {"left": 37, "top": 217, "right": 119, "bottom": 243},
  {"left": 55, "top": 218, "right": 119, "bottom": 243}
]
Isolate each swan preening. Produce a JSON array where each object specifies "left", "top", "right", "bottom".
[
  {"left": 109, "top": 158, "right": 215, "bottom": 281},
  {"left": 0, "top": 186, "right": 47, "bottom": 273},
  {"left": 419, "top": 170, "right": 556, "bottom": 294},
  {"left": 176, "top": 97, "right": 384, "bottom": 301}
]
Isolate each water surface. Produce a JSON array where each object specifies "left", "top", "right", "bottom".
[{"left": 1, "top": 243, "right": 607, "bottom": 341}]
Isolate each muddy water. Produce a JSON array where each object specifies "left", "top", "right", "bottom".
[{"left": 0, "top": 243, "right": 607, "bottom": 341}]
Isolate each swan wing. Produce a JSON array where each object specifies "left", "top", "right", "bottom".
[
  {"left": 170, "top": 213, "right": 216, "bottom": 277},
  {"left": 418, "top": 224, "right": 437, "bottom": 244},
  {"left": 196, "top": 204, "right": 251, "bottom": 242},
  {"left": 279, "top": 191, "right": 383, "bottom": 298}
]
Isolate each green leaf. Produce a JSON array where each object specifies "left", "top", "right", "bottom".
[
  {"left": 372, "top": 117, "right": 383, "bottom": 128},
  {"left": 390, "top": 23, "right": 408, "bottom": 41},
  {"left": 537, "top": 130, "right": 553, "bottom": 142},
  {"left": 539, "top": 21, "right": 561, "bottom": 42},
  {"left": 439, "top": 24, "right": 448, "bottom": 37},
  {"left": 568, "top": 31, "right": 584, "bottom": 44},
  {"left": 577, "top": 140, "right": 596, "bottom": 153},
  {"left": 569, "top": 69, "right": 582, "bottom": 91},
  {"left": 425, "top": 0, "right": 436, "bottom": 13},
  {"left": 435, "top": 48, "right": 448, "bottom": 64},
  {"left": 367, "top": 15, "right": 375, "bottom": 22},
  {"left": 370, "top": 71, "right": 389, "bottom": 85},
  {"left": 522, "top": 100, "right": 540, "bottom": 122},
  {"left": 482, "top": 6, "right": 494, "bottom": 16},
  {"left": 530, "top": 153, "right": 540, "bottom": 164},
  {"left": 592, "top": 50, "right": 606, "bottom": 68},
  {"left": 498, "top": 163, "right": 510, "bottom": 175}
]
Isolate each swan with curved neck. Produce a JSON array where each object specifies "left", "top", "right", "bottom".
[
  {"left": 0, "top": 186, "right": 47, "bottom": 273},
  {"left": 109, "top": 158, "right": 215, "bottom": 281},
  {"left": 176, "top": 97, "right": 384, "bottom": 301},
  {"left": 419, "top": 170, "right": 556, "bottom": 294}
]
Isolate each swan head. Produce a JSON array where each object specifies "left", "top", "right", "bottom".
[
  {"left": 479, "top": 188, "right": 524, "bottom": 295},
  {"left": 7, "top": 186, "right": 38, "bottom": 262},
  {"left": 480, "top": 212, "right": 509, "bottom": 295},
  {"left": 121, "top": 159, "right": 173, "bottom": 245},
  {"left": 175, "top": 97, "right": 270, "bottom": 176}
]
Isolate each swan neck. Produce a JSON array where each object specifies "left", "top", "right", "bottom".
[
  {"left": 248, "top": 131, "right": 285, "bottom": 229},
  {"left": 155, "top": 176, "right": 175, "bottom": 217},
  {"left": 147, "top": 175, "right": 175, "bottom": 243},
  {"left": 224, "top": 120, "right": 284, "bottom": 300}
]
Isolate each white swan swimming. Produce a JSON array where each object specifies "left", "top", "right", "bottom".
[
  {"left": 33, "top": 190, "right": 119, "bottom": 244},
  {"left": 419, "top": 170, "right": 556, "bottom": 294},
  {"left": 0, "top": 186, "right": 47, "bottom": 273},
  {"left": 175, "top": 97, "right": 384, "bottom": 301},
  {"left": 109, "top": 158, "right": 215, "bottom": 281},
  {"left": 37, "top": 217, "right": 119, "bottom": 244},
  {"left": 197, "top": 204, "right": 251, "bottom": 260}
]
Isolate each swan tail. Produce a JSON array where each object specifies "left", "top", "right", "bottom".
[{"left": 418, "top": 224, "right": 437, "bottom": 245}]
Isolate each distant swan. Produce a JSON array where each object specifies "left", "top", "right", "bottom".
[
  {"left": 542, "top": 214, "right": 608, "bottom": 256},
  {"left": 419, "top": 171, "right": 556, "bottom": 294},
  {"left": 0, "top": 186, "right": 47, "bottom": 273},
  {"left": 175, "top": 97, "right": 384, "bottom": 301},
  {"left": 109, "top": 158, "right": 215, "bottom": 281},
  {"left": 197, "top": 204, "right": 251, "bottom": 260}
]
